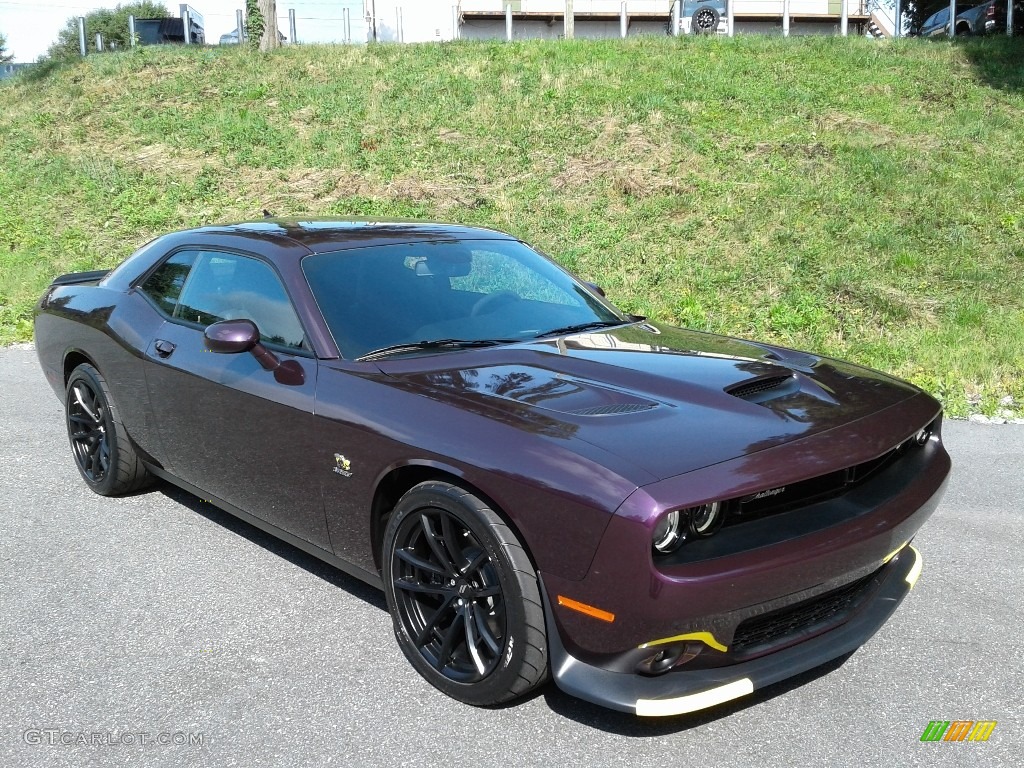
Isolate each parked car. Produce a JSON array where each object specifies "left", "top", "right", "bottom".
[
  {"left": 34, "top": 219, "right": 950, "bottom": 715},
  {"left": 135, "top": 17, "right": 205, "bottom": 46},
  {"left": 917, "top": 0, "right": 1020, "bottom": 36},
  {"left": 218, "top": 30, "right": 246, "bottom": 45}
]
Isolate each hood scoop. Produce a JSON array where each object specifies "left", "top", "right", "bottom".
[
  {"left": 406, "top": 364, "right": 663, "bottom": 418},
  {"left": 726, "top": 372, "right": 799, "bottom": 404}
]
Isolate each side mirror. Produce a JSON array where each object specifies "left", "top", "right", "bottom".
[
  {"left": 204, "top": 319, "right": 259, "bottom": 354},
  {"left": 584, "top": 281, "right": 606, "bottom": 298},
  {"left": 204, "top": 319, "right": 304, "bottom": 386}
]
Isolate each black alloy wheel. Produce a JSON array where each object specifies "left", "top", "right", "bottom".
[
  {"left": 67, "top": 374, "right": 110, "bottom": 484},
  {"left": 383, "top": 481, "right": 548, "bottom": 705},
  {"left": 65, "top": 363, "right": 150, "bottom": 496},
  {"left": 693, "top": 7, "right": 721, "bottom": 34}
]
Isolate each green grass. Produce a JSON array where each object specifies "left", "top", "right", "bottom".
[{"left": 1, "top": 36, "right": 1022, "bottom": 417}]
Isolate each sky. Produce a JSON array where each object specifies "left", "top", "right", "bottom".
[{"left": 0, "top": 1, "right": 369, "bottom": 62}]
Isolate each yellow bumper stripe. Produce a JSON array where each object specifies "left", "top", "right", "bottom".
[
  {"left": 883, "top": 540, "right": 910, "bottom": 564},
  {"left": 638, "top": 631, "right": 728, "bottom": 653},
  {"left": 636, "top": 678, "right": 754, "bottom": 717},
  {"left": 905, "top": 545, "right": 923, "bottom": 589}
]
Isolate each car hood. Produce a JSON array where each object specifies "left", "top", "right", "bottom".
[{"left": 376, "top": 323, "right": 925, "bottom": 484}]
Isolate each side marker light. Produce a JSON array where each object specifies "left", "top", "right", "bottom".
[{"left": 556, "top": 595, "right": 615, "bottom": 623}]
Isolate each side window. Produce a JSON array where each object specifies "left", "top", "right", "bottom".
[
  {"left": 175, "top": 251, "right": 307, "bottom": 350},
  {"left": 140, "top": 251, "right": 197, "bottom": 316}
]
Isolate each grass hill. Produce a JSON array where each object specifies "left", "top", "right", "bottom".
[{"left": 1, "top": 36, "right": 1022, "bottom": 417}]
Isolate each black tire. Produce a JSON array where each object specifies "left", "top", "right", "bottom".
[
  {"left": 66, "top": 363, "right": 151, "bottom": 496},
  {"left": 692, "top": 7, "right": 721, "bottom": 34},
  {"left": 382, "top": 481, "right": 548, "bottom": 706}
]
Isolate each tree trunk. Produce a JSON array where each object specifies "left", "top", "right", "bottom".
[{"left": 259, "top": 0, "right": 280, "bottom": 51}]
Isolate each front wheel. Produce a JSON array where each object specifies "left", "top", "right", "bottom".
[{"left": 382, "top": 481, "right": 548, "bottom": 706}]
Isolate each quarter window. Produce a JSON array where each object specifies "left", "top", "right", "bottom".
[{"left": 140, "top": 251, "right": 197, "bottom": 316}]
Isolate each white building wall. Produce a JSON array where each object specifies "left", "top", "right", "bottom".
[
  {"left": 288, "top": 0, "right": 367, "bottom": 44},
  {"left": 737, "top": 20, "right": 844, "bottom": 34},
  {"left": 460, "top": 19, "right": 668, "bottom": 39},
  {"left": 365, "top": 0, "right": 864, "bottom": 44},
  {"left": 371, "top": 0, "right": 460, "bottom": 42},
  {"left": 460, "top": 1, "right": 845, "bottom": 15},
  {"left": 461, "top": 1, "right": 667, "bottom": 10}
]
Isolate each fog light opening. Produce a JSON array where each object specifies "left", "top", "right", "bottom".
[
  {"left": 649, "top": 646, "right": 682, "bottom": 675},
  {"left": 636, "top": 642, "right": 704, "bottom": 676}
]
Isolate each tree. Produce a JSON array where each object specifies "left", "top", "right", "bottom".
[
  {"left": 245, "top": 1, "right": 264, "bottom": 48},
  {"left": 245, "top": 0, "right": 282, "bottom": 52},
  {"left": 46, "top": 2, "right": 169, "bottom": 60},
  {"left": 1, "top": 31, "right": 13, "bottom": 63},
  {"left": 257, "top": 0, "right": 281, "bottom": 52}
]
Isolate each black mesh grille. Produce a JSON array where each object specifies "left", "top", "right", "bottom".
[
  {"left": 567, "top": 403, "right": 657, "bottom": 416},
  {"left": 731, "top": 570, "right": 879, "bottom": 655},
  {"left": 726, "top": 374, "right": 796, "bottom": 401},
  {"left": 731, "top": 445, "right": 903, "bottom": 521}
]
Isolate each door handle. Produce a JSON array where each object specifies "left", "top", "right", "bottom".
[{"left": 154, "top": 339, "right": 176, "bottom": 358}]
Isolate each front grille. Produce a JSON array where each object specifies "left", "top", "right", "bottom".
[
  {"left": 731, "top": 569, "right": 880, "bottom": 655},
  {"left": 730, "top": 444, "right": 903, "bottom": 522},
  {"left": 726, "top": 373, "right": 797, "bottom": 402}
]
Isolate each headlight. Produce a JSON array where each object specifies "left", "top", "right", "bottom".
[
  {"left": 652, "top": 509, "right": 685, "bottom": 553},
  {"left": 690, "top": 501, "right": 724, "bottom": 537},
  {"left": 653, "top": 502, "right": 726, "bottom": 554}
]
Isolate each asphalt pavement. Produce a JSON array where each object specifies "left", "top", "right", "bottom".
[{"left": 1, "top": 346, "right": 1021, "bottom": 768}]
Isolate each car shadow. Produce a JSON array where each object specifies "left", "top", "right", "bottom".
[
  {"left": 157, "top": 480, "right": 854, "bottom": 729},
  {"left": 157, "top": 483, "right": 388, "bottom": 612}
]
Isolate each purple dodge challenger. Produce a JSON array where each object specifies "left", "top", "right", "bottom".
[{"left": 34, "top": 219, "right": 950, "bottom": 716}]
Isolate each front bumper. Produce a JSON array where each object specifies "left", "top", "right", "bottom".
[{"left": 544, "top": 544, "right": 922, "bottom": 716}]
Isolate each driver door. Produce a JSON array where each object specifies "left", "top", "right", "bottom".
[{"left": 139, "top": 248, "right": 329, "bottom": 549}]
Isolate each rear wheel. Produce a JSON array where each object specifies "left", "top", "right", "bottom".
[
  {"left": 66, "top": 363, "right": 151, "bottom": 496},
  {"left": 382, "top": 481, "right": 548, "bottom": 706}
]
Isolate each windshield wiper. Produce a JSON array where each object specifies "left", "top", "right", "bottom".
[
  {"left": 357, "top": 338, "right": 519, "bottom": 362},
  {"left": 533, "top": 320, "right": 629, "bottom": 339}
]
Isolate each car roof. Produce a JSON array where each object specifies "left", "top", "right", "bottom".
[{"left": 183, "top": 218, "right": 516, "bottom": 255}]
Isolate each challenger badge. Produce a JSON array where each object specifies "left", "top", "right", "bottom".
[
  {"left": 745, "top": 486, "right": 786, "bottom": 502},
  {"left": 333, "top": 454, "right": 353, "bottom": 477}
]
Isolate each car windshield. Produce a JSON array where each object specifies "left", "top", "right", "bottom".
[{"left": 302, "top": 239, "right": 627, "bottom": 360}]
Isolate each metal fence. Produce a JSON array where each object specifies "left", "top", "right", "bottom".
[
  {"left": 0, "top": 62, "right": 31, "bottom": 81},
  {"left": 71, "top": 0, "right": 1015, "bottom": 54}
]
